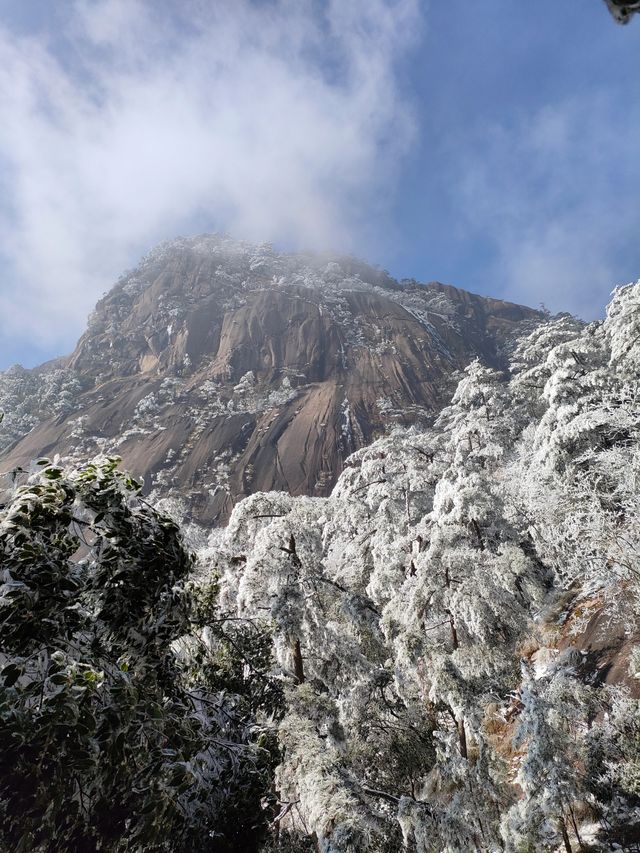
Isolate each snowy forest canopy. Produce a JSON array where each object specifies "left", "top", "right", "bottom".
[{"left": 1, "top": 280, "right": 639, "bottom": 852}]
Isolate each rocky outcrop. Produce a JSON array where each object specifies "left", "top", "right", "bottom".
[{"left": 0, "top": 235, "right": 542, "bottom": 525}]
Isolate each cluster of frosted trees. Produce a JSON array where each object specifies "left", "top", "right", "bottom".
[
  {"left": 205, "top": 282, "right": 640, "bottom": 852},
  {"left": 604, "top": 0, "right": 640, "bottom": 24},
  {"left": 0, "top": 365, "right": 82, "bottom": 453}
]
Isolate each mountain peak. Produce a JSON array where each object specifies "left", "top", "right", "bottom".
[{"left": 1, "top": 236, "right": 543, "bottom": 525}]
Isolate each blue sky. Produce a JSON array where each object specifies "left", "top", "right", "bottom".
[{"left": 0, "top": 0, "right": 638, "bottom": 369}]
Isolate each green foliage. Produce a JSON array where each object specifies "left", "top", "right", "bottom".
[
  {"left": 0, "top": 458, "right": 279, "bottom": 852},
  {"left": 189, "top": 576, "right": 284, "bottom": 721}
]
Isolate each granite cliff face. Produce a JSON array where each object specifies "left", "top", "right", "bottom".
[{"left": 0, "top": 235, "right": 541, "bottom": 525}]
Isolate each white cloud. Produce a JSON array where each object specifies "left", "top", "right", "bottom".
[
  {"left": 0, "top": 0, "right": 420, "bottom": 358},
  {"left": 453, "top": 93, "right": 640, "bottom": 319}
]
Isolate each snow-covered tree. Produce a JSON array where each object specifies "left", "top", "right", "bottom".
[
  {"left": 207, "top": 282, "right": 640, "bottom": 850},
  {"left": 604, "top": 0, "right": 640, "bottom": 25},
  {"left": 4, "top": 278, "right": 639, "bottom": 850}
]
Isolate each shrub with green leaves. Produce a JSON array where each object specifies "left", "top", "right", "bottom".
[{"left": 0, "top": 457, "right": 278, "bottom": 852}]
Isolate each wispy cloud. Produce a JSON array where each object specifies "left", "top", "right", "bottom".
[
  {"left": 453, "top": 92, "right": 640, "bottom": 319},
  {"left": 0, "top": 0, "right": 420, "bottom": 362}
]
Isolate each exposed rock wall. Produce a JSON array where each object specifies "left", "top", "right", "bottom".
[{"left": 0, "top": 235, "right": 542, "bottom": 524}]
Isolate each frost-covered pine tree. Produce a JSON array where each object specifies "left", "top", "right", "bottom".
[{"left": 203, "top": 281, "right": 640, "bottom": 850}]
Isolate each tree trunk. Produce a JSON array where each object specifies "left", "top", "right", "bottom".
[
  {"left": 559, "top": 816, "right": 573, "bottom": 853},
  {"left": 446, "top": 704, "right": 468, "bottom": 760},
  {"left": 458, "top": 717, "right": 468, "bottom": 760},
  {"left": 446, "top": 609, "right": 459, "bottom": 650},
  {"left": 292, "top": 638, "right": 304, "bottom": 684},
  {"left": 568, "top": 804, "right": 583, "bottom": 850},
  {"left": 471, "top": 518, "right": 485, "bottom": 551}
]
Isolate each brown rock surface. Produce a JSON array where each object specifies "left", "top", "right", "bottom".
[{"left": 0, "top": 235, "right": 542, "bottom": 525}]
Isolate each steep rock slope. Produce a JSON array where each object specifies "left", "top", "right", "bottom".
[{"left": 0, "top": 235, "right": 541, "bottom": 524}]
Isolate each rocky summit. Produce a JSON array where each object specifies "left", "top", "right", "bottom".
[{"left": 0, "top": 235, "right": 541, "bottom": 525}]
